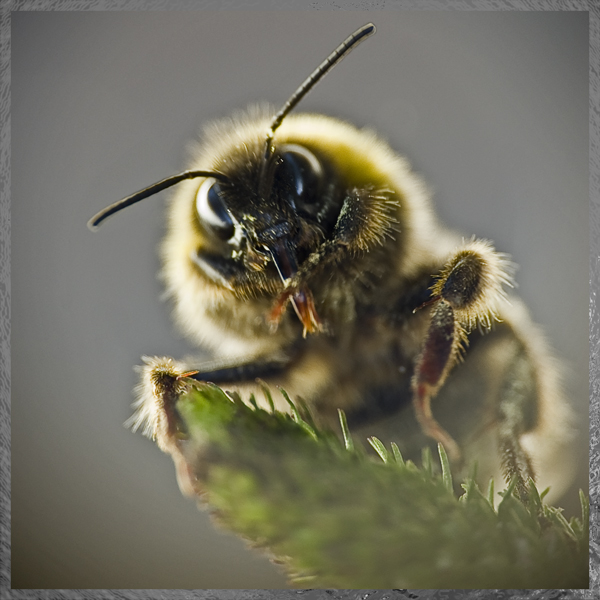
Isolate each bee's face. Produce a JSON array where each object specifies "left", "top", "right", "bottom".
[
  {"left": 165, "top": 114, "right": 356, "bottom": 342},
  {"left": 191, "top": 140, "right": 341, "bottom": 295},
  {"left": 160, "top": 110, "right": 413, "bottom": 348}
]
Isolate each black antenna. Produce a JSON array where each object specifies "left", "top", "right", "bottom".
[
  {"left": 88, "top": 170, "right": 229, "bottom": 230},
  {"left": 89, "top": 23, "right": 376, "bottom": 231},
  {"left": 263, "top": 22, "right": 376, "bottom": 162}
]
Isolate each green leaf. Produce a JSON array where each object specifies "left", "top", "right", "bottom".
[{"left": 156, "top": 383, "right": 589, "bottom": 588}]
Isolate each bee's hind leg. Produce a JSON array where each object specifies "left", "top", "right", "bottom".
[{"left": 494, "top": 347, "right": 538, "bottom": 500}]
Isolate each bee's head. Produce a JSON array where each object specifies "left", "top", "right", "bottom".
[
  {"left": 189, "top": 136, "right": 346, "bottom": 335},
  {"left": 194, "top": 141, "right": 338, "bottom": 278},
  {"left": 88, "top": 23, "right": 376, "bottom": 336}
]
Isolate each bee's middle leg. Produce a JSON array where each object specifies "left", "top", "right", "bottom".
[{"left": 411, "top": 239, "right": 514, "bottom": 464}]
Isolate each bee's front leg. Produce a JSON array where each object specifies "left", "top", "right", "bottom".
[
  {"left": 127, "top": 357, "right": 199, "bottom": 495},
  {"left": 271, "top": 186, "right": 398, "bottom": 321},
  {"left": 129, "top": 354, "right": 291, "bottom": 445},
  {"left": 128, "top": 354, "right": 294, "bottom": 494},
  {"left": 412, "top": 239, "right": 516, "bottom": 467}
]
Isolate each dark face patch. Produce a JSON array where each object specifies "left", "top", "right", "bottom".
[{"left": 192, "top": 140, "right": 344, "bottom": 298}]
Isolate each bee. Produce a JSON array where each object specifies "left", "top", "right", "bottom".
[{"left": 89, "top": 23, "right": 574, "bottom": 502}]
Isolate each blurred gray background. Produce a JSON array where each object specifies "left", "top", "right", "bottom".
[{"left": 12, "top": 11, "right": 588, "bottom": 589}]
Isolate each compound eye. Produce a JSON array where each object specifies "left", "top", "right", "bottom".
[
  {"left": 275, "top": 144, "right": 323, "bottom": 214},
  {"left": 196, "top": 178, "right": 235, "bottom": 240}
]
